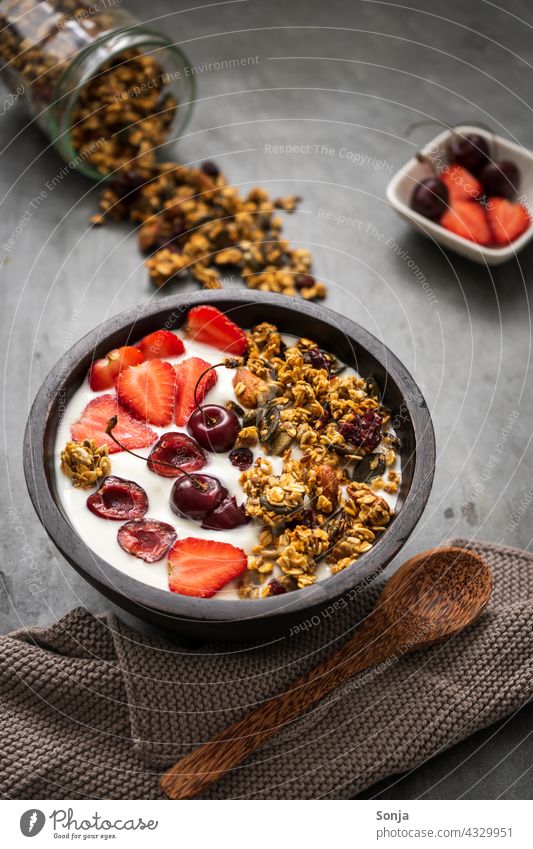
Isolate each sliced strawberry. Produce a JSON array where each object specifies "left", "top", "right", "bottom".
[
  {"left": 175, "top": 356, "right": 217, "bottom": 426},
  {"left": 117, "top": 359, "right": 176, "bottom": 426},
  {"left": 89, "top": 346, "right": 144, "bottom": 391},
  {"left": 486, "top": 197, "right": 530, "bottom": 246},
  {"left": 118, "top": 518, "right": 177, "bottom": 562},
  {"left": 185, "top": 305, "right": 248, "bottom": 355},
  {"left": 71, "top": 395, "right": 157, "bottom": 454},
  {"left": 147, "top": 432, "right": 207, "bottom": 477},
  {"left": 441, "top": 165, "right": 482, "bottom": 204},
  {"left": 87, "top": 476, "right": 148, "bottom": 520},
  {"left": 168, "top": 537, "right": 247, "bottom": 598},
  {"left": 440, "top": 200, "right": 491, "bottom": 245},
  {"left": 137, "top": 329, "right": 185, "bottom": 360}
]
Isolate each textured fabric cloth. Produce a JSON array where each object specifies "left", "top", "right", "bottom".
[{"left": 1, "top": 538, "right": 532, "bottom": 800}]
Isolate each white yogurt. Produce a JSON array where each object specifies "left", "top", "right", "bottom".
[{"left": 54, "top": 333, "right": 400, "bottom": 598}]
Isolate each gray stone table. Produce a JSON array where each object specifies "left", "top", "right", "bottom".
[{"left": 1, "top": 0, "right": 532, "bottom": 799}]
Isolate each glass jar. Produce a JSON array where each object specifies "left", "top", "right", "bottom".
[{"left": 0, "top": 0, "right": 195, "bottom": 180}]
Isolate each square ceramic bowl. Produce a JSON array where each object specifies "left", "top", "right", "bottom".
[
  {"left": 386, "top": 125, "right": 533, "bottom": 265},
  {"left": 24, "top": 290, "right": 435, "bottom": 641}
]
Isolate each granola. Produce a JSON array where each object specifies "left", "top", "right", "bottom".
[{"left": 235, "top": 323, "right": 400, "bottom": 596}]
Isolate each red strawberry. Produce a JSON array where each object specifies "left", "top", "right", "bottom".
[
  {"left": 89, "top": 346, "right": 144, "bottom": 391},
  {"left": 440, "top": 200, "right": 491, "bottom": 245},
  {"left": 486, "top": 197, "right": 530, "bottom": 246},
  {"left": 117, "top": 359, "right": 176, "bottom": 426},
  {"left": 441, "top": 165, "right": 482, "bottom": 203},
  {"left": 137, "top": 329, "right": 185, "bottom": 360},
  {"left": 185, "top": 305, "right": 248, "bottom": 355},
  {"left": 168, "top": 537, "right": 247, "bottom": 597},
  {"left": 118, "top": 518, "right": 177, "bottom": 562},
  {"left": 175, "top": 356, "right": 217, "bottom": 426},
  {"left": 71, "top": 395, "right": 157, "bottom": 454}
]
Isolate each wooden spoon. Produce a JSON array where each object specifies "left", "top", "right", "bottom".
[{"left": 160, "top": 546, "right": 492, "bottom": 799}]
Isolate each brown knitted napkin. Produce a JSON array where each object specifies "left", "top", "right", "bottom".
[{"left": 1, "top": 538, "right": 532, "bottom": 800}]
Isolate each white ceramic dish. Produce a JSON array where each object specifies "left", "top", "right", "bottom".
[{"left": 386, "top": 125, "right": 533, "bottom": 265}]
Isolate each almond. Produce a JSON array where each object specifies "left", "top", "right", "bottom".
[
  {"left": 233, "top": 367, "right": 270, "bottom": 408},
  {"left": 315, "top": 464, "right": 339, "bottom": 510}
]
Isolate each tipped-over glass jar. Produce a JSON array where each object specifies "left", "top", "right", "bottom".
[{"left": 0, "top": 0, "right": 195, "bottom": 180}]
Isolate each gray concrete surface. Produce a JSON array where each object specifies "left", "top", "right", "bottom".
[{"left": 1, "top": 0, "right": 532, "bottom": 798}]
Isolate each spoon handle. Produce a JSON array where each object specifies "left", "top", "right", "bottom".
[{"left": 160, "top": 611, "right": 394, "bottom": 799}]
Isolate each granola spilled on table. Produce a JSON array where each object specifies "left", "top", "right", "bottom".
[
  {"left": 235, "top": 322, "right": 399, "bottom": 598},
  {"left": 93, "top": 159, "right": 327, "bottom": 300}
]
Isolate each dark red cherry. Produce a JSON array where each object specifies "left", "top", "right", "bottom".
[
  {"left": 187, "top": 405, "right": 240, "bottom": 452},
  {"left": 411, "top": 177, "right": 449, "bottom": 221},
  {"left": 87, "top": 475, "right": 148, "bottom": 520},
  {"left": 479, "top": 160, "right": 520, "bottom": 200},
  {"left": 147, "top": 432, "right": 207, "bottom": 477},
  {"left": 201, "top": 496, "right": 249, "bottom": 530},
  {"left": 117, "top": 518, "right": 177, "bottom": 562},
  {"left": 447, "top": 133, "right": 490, "bottom": 175},
  {"left": 170, "top": 474, "right": 228, "bottom": 521}
]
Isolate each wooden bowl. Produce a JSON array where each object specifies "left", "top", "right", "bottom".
[{"left": 23, "top": 290, "right": 435, "bottom": 640}]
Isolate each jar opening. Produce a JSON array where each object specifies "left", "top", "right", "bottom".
[{"left": 48, "top": 28, "right": 195, "bottom": 182}]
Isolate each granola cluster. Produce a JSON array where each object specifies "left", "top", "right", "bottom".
[
  {"left": 60, "top": 439, "right": 111, "bottom": 489},
  {"left": 70, "top": 50, "right": 177, "bottom": 175},
  {"left": 236, "top": 324, "right": 400, "bottom": 597}
]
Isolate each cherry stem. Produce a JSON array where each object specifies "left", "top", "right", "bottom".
[
  {"left": 193, "top": 358, "right": 241, "bottom": 417},
  {"left": 105, "top": 417, "right": 208, "bottom": 491},
  {"left": 406, "top": 119, "right": 496, "bottom": 160}
]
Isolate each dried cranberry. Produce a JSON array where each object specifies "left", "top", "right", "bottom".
[
  {"left": 304, "top": 347, "right": 330, "bottom": 373},
  {"left": 339, "top": 411, "right": 382, "bottom": 452},
  {"left": 111, "top": 169, "right": 146, "bottom": 200},
  {"left": 229, "top": 447, "right": 254, "bottom": 470},
  {"left": 147, "top": 433, "right": 207, "bottom": 478},
  {"left": 201, "top": 161, "right": 220, "bottom": 178},
  {"left": 267, "top": 579, "right": 286, "bottom": 596},
  {"left": 117, "top": 518, "right": 177, "bottom": 563},
  {"left": 294, "top": 273, "right": 316, "bottom": 290},
  {"left": 87, "top": 476, "right": 148, "bottom": 520}
]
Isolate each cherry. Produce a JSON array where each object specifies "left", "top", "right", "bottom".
[
  {"left": 411, "top": 177, "right": 449, "bottom": 221},
  {"left": 447, "top": 133, "right": 490, "bottom": 175},
  {"left": 479, "top": 160, "right": 520, "bottom": 200},
  {"left": 201, "top": 496, "right": 249, "bottom": 530},
  {"left": 184, "top": 360, "right": 242, "bottom": 453},
  {"left": 117, "top": 518, "right": 177, "bottom": 562},
  {"left": 170, "top": 474, "right": 228, "bottom": 521},
  {"left": 187, "top": 404, "right": 240, "bottom": 452},
  {"left": 87, "top": 476, "right": 148, "bottom": 520},
  {"left": 147, "top": 432, "right": 206, "bottom": 477}
]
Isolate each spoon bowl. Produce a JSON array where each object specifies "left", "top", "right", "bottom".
[{"left": 381, "top": 546, "right": 493, "bottom": 646}]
